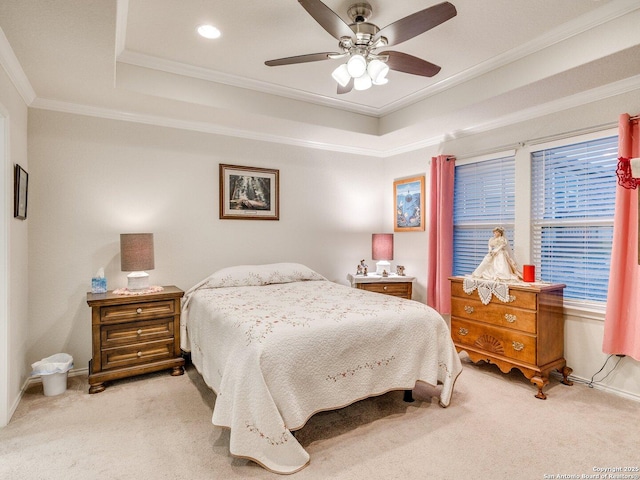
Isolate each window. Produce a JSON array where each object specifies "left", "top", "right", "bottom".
[
  {"left": 453, "top": 155, "right": 516, "bottom": 276},
  {"left": 531, "top": 136, "right": 618, "bottom": 303}
]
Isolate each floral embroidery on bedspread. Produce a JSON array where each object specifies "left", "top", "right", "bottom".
[
  {"left": 326, "top": 356, "right": 396, "bottom": 382},
  {"left": 245, "top": 421, "right": 290, "bottom": 446},
  {"left": 207, "top": 281, "right": 416, "bottom": 345}
]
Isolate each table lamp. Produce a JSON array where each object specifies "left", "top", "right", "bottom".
[
  {"left": 120, "top": 233, "right": 154, "bottom": 291},
  {"left": 372, "top": 233, "right": 393, "bottom": 275}
]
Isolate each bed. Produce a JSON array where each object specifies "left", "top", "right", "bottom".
[{"left": 181, "top": 263, "right": 462, "bottom": 474}]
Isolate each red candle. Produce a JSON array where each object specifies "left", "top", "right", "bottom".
[{"left": 523, "top": 265, "right": 535, "bottom": 282}]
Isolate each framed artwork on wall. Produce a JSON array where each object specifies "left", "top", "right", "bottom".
[
  {"left": 14, "top": 164, "right": 28, "bottom": 220},
  {"left": 394, "top": 175, "right": 425, "bottom": 232},
  {"left": 219, "top": 164, "right": 280, "bottom": 220}
]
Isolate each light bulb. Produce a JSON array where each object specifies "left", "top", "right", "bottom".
[
  {"left": 347, "top": 54, "right": 367, "bottom": 78},
  {"left": 197, "top": 25, "right": 221, "bottom": 39}
]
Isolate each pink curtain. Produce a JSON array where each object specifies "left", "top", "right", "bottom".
[
  {"left": 603, "top": 114, "right": 640, "bottom": 360},
  {"left": 427, "top": 155, "right": 455, "bottom": 313}
]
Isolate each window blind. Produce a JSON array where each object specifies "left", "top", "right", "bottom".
[
  {"left": 531, "top": 135, "right": 618, "bottom": 302},
  {"left": 453, "top": 156, "right": 516, "bottom": 276}
]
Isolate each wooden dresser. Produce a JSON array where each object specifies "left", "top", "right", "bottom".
[
  {"left": 87, "top": 286, "right": 185, "bottom": 394},
  {"left": 347, "top": 273, "right": 414, "bottom": 299},
  {"left": 449, "top": 276, "right": 572, "bottom": 399}
]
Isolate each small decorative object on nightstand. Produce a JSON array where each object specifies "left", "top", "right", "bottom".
[
  {"left": 347, "top": 273, "right": 415, "bottom": 300},
  {"left": 86, "top": 286, "right": 185, "bottom": 394}
]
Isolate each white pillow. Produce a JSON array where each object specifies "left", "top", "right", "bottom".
[{"left": 201, "top": 263, "right": 326, "bottom": 288}]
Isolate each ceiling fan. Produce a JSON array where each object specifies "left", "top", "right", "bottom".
[{"left": 265, "top": 0, "right": 457, "bottom": 94}]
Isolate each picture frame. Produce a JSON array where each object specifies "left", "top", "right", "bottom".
[
  {"left": 14, "top": 164, "right": 28, "bottom": 220},
  {"left": 219, "top": 164, "right": 279, "bottom": 220},
  {"left": 394, "top": 175, "right": 425, "bottom": 232}
]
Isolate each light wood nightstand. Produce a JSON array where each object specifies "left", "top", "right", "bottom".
[
  {"left": 86, "top": 286, "right": 185, "bottom": 394},
  {"left": 347, "top": 273, "right": 415, "bottom": 300}
]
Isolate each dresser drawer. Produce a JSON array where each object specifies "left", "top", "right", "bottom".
[
  {"left": 100, "top": 300, "right": 175, "bottom": 323},
  {"left": 101, "top": 339, "right": 176, "bottom": 370},
  {"left": 101, "top": 318, "right": 174, "bottom": 348},
  {"left": 358, "top": 282, "right": 410, "bottom": 298},
  {"left": 451, "top": 318, "right": 536, "bottom": 365},
  {"left": 451, "top": 297, "right": 537, "bottom": 334},
  {"left": 451, "top": 281, "right": 538, "bottom": 310}
]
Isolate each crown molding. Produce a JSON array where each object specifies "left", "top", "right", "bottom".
[
  {"left": 29, "top": 73, "right": 640, "bottom": 159},
  {"left": 380, "top": 0, "right": 640, "bottom": 115},
  {"left": 116, "top": 51, "right": 381, "bottom": 118},
  {"left": 0, "top": 27, "right": 36, "bottom": 105},
  {"left": 380, "top": 74, "right": 640, "bottom": 157},
  {"left": 29, "top": 97, "right": 385, "bottom": 157}
]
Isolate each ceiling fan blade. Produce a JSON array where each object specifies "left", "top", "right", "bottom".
[
  {"left": 265, "top": 52, "right": 337, "bottom": 66},
  {"left": 373, "top": 2, "right": 457, "bottom": 47},
  {"left": 381, "top": 51, "right": 441, "bottom": 77},
  {"left": 337, "top": 78, "right": 354, "bottom": 94},
  {"left": 298, "top": 0, "right": 355, "bottom": 41}
]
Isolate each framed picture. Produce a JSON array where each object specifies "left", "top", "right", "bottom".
[
  {"left": 14, "top": 164, "right": 28, "bottom": 220},
  {"left": 219, "top": 164, "right": 279, "bottom": 220},
  {"left": 394, "top": 175, "right": 425, "bottom": 232}
]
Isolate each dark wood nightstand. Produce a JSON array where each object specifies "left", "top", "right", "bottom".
[
  {"left": 86, "top": 286, "right": 185, "bottom": 394},
  {"left": 347, "top": 273, "right": 415, "bottom": 300}
]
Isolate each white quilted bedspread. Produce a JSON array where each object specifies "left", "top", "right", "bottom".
[{"left": 182, "top": 264, "right": 462, "bottom": 474}]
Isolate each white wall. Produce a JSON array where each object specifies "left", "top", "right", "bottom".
[
  {"left": 26, "top": 109, "right": 386, "bottom": 375},
  {"left": 0, "top": 66, "right": 29, "bottom": 426}
]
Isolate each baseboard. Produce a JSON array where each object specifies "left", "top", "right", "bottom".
[{"left": 550, "top": 370, "right": 640, "bottom": 403}]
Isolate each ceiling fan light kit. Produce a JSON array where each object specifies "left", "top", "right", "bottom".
[{"left": 265, "top": 0, "right": 457, "bottom": 94}]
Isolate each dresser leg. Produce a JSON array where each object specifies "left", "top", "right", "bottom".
[
  {"left": 171, "top": 365, "right": 184, "bottom": 376},
  {"left": 89, "top": 382, "right": 106, "bottom": 394},
  {"left": 558, "top": 365, "right": 574, "bottom": 386},
  {"left": 531, "top": 375, "right": 548, "bottom": 400}
]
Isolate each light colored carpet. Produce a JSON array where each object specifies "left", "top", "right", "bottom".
[{"left": 1, "top": 357, "right": 638, "bottom": 480}]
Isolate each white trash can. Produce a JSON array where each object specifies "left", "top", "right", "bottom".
[{"left": 31, "top": 353, "right": 74, "bottom": 397}]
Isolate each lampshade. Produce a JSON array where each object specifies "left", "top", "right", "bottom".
[
  {"left": 354, "top": 73, "right": 372, "bottom": 91},
  {"left": 120, "top": 233, "right": 154, "bottom": 271},
  {"left": 367, "top": 59, "right": 389, "bottom": 84},
  {"left": 120, "top": 233, "right": 154, "bottom": 291},
  {"left": 372, "top": 233, "right": 394, "bottom": 260},
  {"left": 347, "top": 54, "right": 367, "bottom": 78},
  {"left": 372, "top": 233, "right": 393, "bottom": 275},
  {"left": 331, "top": 64, "right": 351, "bottom": 87}
]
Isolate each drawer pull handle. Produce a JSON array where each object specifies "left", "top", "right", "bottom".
[
  {"left": 383, "top": 286, "right": 387, "bottom": 291},
  {"left": 504, "top": 313, "right": 517, "bottom": 323},
  {"left": 136, "top": 308, "right": 143, "bottom": 314},
  {"left": 137, "top": 329, "right": 143, "bottom": 335},
  {"left": 137, "top": 351, "right": 142, "bottom": 357},
  {"left": 512, "top": 341, "right": 524, "bottom": 351},
  {"left": 464, "top": 305, "right": 474, "bottom": 314},
  {"left": 459, "top": 328, "right": 469, "bottom": 336}
]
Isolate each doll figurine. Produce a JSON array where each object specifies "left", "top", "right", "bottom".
[{"left": 471, "top": 227, "right": 522, "bottom": 281}]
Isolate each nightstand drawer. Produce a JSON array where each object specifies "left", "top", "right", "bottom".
[
  {"left": 358, "top": 282, "right": 411, "bottom": 298},
  {"left": 451, "top": 297, "right": 537, "bottom": 334},
  {"left": 101, "top": 339, "right": 176, "bottom": 370},
  {"left": 101, "top": 318, "right": 175, "bottom": 348},
  {"left": 451, "top": 318, "right": 536, "bottom": 364},
  {"left": 101, "top": 300, "right": 175, "bottom": 323}
]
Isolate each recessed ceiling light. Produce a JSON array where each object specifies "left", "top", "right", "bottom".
[{"left": 197, "top": 24, "right": 221, "bottom": 39}]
